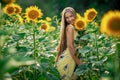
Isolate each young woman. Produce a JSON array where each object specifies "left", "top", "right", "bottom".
[{"left": 55, "top": 7, "right": 82, "bottom": 80}]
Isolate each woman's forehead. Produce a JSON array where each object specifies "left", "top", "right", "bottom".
[{"left": 64, "top": 11, "right": 76, "bottom": 17}]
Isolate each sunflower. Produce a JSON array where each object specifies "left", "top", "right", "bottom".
[
  {"left": 25, "top": 6, "right": 43, "bottom": 22},
  {"left": 76, "top": 13, "right": 81, "bottom": 19},
  {"left": 84, "top": 8, "right": 97, "bottom": 22},
  {"left": 49, "top": 26, "right": 56, "bottom": 31},
  {"left": 40, "top": 23, "right": 50, "bottom": 32},
  {"left": 74, "top": 17, "right": 86, "bottom": 31},
  {"left": 3, "top": 3, "right": 15, "bottom": 15},
  {"left": 46, "top": 17, "right": 52, "bottom": 22},
  {"left": 100, "top": 10, "right": 120, "bottom": 37},
  {"left": 14, "top": 4, "right": 22, "bottom": 14}
]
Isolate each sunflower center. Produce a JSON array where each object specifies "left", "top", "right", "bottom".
[
  {"left": 15, "top": 7, "right": 20, "bottom": 14},
  {"left": 108, "top": 17, "right": 120, "bottom": 32},
  {"left": 88, "top": 11, "right": 96, "bottom": 20},
  {"left": 7, "top": 6, "right": 14, "bottom": 14},
  {"left": 41, "top": 24, "right": 47, "bottom": 30},
  {"left": 77, "top": 21, "right": 84, "bottom": 28},
  {"left": 28, "top": 10, "right": 39, "bottom": 19}
]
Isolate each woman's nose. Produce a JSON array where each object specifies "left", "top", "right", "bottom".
[{"left": 69, "top": 18, "right": 72, "bottom": 21}]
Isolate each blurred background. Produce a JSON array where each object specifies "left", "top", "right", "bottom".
[
  {"left": 0, "top": 0, "right": 120, "bottom": 80},
  {"left": 1, "top": 0, "right": 120, "bottom": 18}
]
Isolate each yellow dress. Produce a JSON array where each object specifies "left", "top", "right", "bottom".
[{"left": 56, "top": 28, "right": 78, "bottom": 80}]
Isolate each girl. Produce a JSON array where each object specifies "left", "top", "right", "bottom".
[{"left": 55, "top": 7, "right": 82, "bottom": 80}]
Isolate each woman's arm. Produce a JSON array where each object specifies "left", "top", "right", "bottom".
[
  {"left": 55, "top": 45, "right": 60, "bottom": 63},
  {"left": 66, "top": 25, "right": 82, "bottom": 65}
]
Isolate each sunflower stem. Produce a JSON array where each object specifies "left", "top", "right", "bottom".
[
  {"left": 33, "top": 30, "right": 36, "bottom": 58},
  {"left": 94, "top": 28, "right": 102, "bottom": 78},
  {"left": 32, "top": 22, "right": 37, "bottom": 80},
  {"left": 95, "top": 32, "right": 99, "bottom": 61},
  {"left": 32, "top": 22, "right": 37, "bottom": 60}
]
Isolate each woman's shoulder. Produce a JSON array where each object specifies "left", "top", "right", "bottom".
[{"left": 66, "top": 24, "right": 74, "bottom": 30}]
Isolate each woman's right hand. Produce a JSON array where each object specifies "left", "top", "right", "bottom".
[{"left": 76, "top": 60, "right": 83, "bottom": 65}]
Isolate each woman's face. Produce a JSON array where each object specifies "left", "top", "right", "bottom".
[{"left": 65, "top": 11, "right": 75, "bottom": 25}]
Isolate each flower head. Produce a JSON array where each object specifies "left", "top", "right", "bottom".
[
  {"left": 39, "top": 20, "right": 50, "bottom": 32},
  {"left": 74, "top": 17, "right": 86, "bottom": 31},
  {"left": 46, "top": 17, "right": 52, "bottom": 22},
  {"left": 3, "top": 3, "right": 15, "bottom": 15},
  {"left": 49, "top": 26, "right": 56, "bottom": 31},
  {"left": 14, "top": 4, "right": 22, "bottom": 14},
  {"left": 84, "top": 8, "right": 97, "bottom": 22},
  {"left": 100, "top": 10, "right": 120, "bottom": 37},
  {"left": 40, "top": 23, "right": 50, "bottom": 32},
  {"left": 25, "top": 6, "right": 43, "bottom": 22},
  {"left": 3, "top": 3, "right": 22, "bottom": 16}
]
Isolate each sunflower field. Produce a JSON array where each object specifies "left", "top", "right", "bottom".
[{"left": 0, "top": 0, "right": 120, "bottom": 80}]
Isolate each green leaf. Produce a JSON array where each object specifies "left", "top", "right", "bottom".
[
  {"left": 80, "top": 34, "right": 90, "bottom": 41},
  {"left": 79, "top": 46, "right": 91, "bottom": 54},
  {"left": 0, "top": 54, "right": 35, "bottom": 74},
  {"left": 40, "top": 58, "right": 49, "bottom": 63},
  {"left": 16, "top": 46, "right": 28, "bottom": 53},
  {"left": 116, "top": 42, "right": 120, "bottom": 52},
  {"left": 75, "top": 63, "right": 88, "bottom": 76},
  {"left": 12, "top": 33, "right": 25, "bottom": 41},
  {"left": 38, "top": 37, "right": 45, "bottom": 42},
  {"left": 38, "top": 76, "right": 47, "bottom": 80}
]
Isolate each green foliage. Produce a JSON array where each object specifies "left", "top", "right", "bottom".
[
  {"left": 1, "top": 1, "right": 120, "bottom": 79},
  {"left": 74, "top": 21, "right": 118, "bottom": 80},
  {"left": 0, "top": 8, "right": 60, "bottom": 79}
]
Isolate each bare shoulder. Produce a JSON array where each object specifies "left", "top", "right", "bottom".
[{"left": 66, "top": 24, "right": 74, "bottom": 31}]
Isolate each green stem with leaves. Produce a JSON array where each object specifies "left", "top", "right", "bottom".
[
  {"left": 94, "top": 32, "right": 99, "bottom": 61},
  {"left": 32, "top": 22, "right": 37, "bottom": 59},
  {"left": 32, "top": 22, "right": 37, "bottom": 80},
  {"left": 94, "top": 30, "right": 101, "bottom": 78},
  {"left": 33, "top": 30, "right": 36, "bottom": 58},
  {"left": 114, "top": 42, "right": 120, "bottom": 80}
]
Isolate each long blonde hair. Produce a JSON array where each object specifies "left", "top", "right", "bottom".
[{"left": 57, "top": 7, "right": 76, "bottom": 55}]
